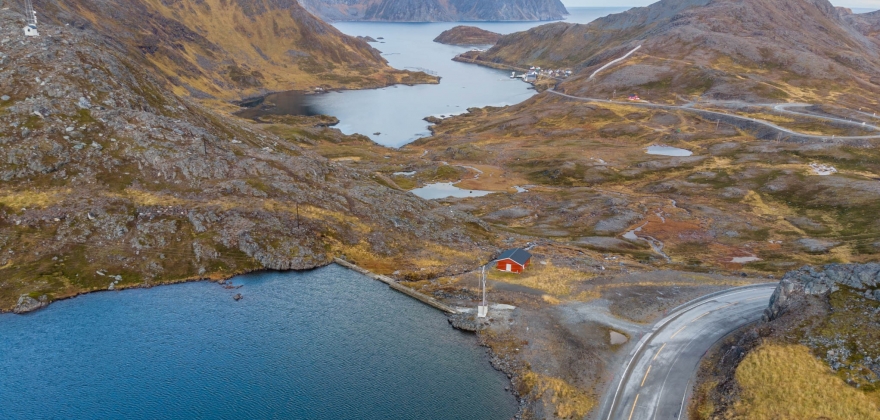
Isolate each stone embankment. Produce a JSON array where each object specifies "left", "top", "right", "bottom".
[
  {"left": 764, "top": 263, "right": 880, "bottom": 320},
  {"left": 334, "top": 258, "right": 458, "bottom": 314}
]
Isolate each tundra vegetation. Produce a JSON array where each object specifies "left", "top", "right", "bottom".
[{"left": 3, "top": 0, "right": 880, "bottom": 418}]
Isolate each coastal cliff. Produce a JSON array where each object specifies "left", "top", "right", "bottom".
[{"left": 299, "top": 0, "right": 568, "bottom": 22}]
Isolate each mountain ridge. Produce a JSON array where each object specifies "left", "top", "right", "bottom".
[
  {"left": 29, "top": 0, "right": 436, "bottom": 101},
  {"left": 467, "top": 0, "right": 880, "bottom": 106},
  {"left": 299, "top": 0, "right": 568, "bottom": 22}
]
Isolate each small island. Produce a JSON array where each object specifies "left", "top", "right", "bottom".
[{"left": 433, "top": 26, "right": 501, "bottom": 46}]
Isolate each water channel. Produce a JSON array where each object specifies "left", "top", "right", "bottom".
[{"left": 241, "top": 8, "right": 629, "bottom": 147}]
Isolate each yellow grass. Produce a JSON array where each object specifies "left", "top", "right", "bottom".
[
  {"left": 731, "top": 343, "right": 880, "bottom": 420},
  {"left": 488, "top": 261, "right": 590, "bottom": 296},
  {"left": 523, "top": 371, "right": 595, "bottom": 419},
  {"left": 0, "top": 189, "right": 69, "bottom": 209}
]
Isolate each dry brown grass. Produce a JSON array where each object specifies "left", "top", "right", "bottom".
[
  {"left": 0, "top": 189, "right": 70, "bottom": 209},
  {"left": 522, "top": 371, "right": 595, "bottom": 419},
  {"left": 488, "top": 261, "right": 591, "bottom": 296},
  {"left": 731, "top": 343, "right": 880, "bottom": 420}
]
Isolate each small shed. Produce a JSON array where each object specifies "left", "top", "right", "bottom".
[{"left": 496, "top": 248, "right": 532, "bottom": 273}]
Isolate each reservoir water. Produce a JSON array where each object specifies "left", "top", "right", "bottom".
[
  {"left": 307, "top": 8, "right": 629, "bottom": 147},
  {"left": 0, "top": 265, "right": 516, "bottom": 419}
]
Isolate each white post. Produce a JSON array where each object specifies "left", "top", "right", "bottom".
[{"left": 477, "top": 264, "right": 489, "bottom": 318}]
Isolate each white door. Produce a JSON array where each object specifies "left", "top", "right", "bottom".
[{"left": 506, "top": 263, "right": 512, "bottom": 272}]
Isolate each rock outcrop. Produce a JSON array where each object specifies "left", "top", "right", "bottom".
[
  {"left": 299, "top": 0, "right": 568, "bottom": 22},
  {"left": 13, "top": 295, "right": 49, "bottom": 314},
  {"left": 764, "top": 263, "right": 880, "bottom": 320},
  {"left": 434, "top": 26, "right": 502, "bottom": 46}
]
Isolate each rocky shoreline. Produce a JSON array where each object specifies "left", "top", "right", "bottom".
[{"left": 4, "top": 265, "right": 301, "bottom": 315}]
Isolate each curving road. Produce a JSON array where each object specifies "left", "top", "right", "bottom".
[
  {"left": 547, "top": 89, "right": 880, "bottom": 141},
  {"left": 597, "top": 284, "right": 777, "bottom": 420}
]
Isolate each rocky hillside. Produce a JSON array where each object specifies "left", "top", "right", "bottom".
[
  {"left": 692, "top": 263, "right": 880, "bottom": 417},
  {"left": 28, "top": 0, "right": 435, "bottom": 100},
  {"left": 0, "top": 10, "right": 489, "bottom": 313},
  {"left": 299, "top": 0, "right": 567, "bottom": 22},
  {"left": 434, "top": 26, "right": 502, "bottom": 45},
  {"left": 466, "top": 0, "right": 880, "bottom": 106}
]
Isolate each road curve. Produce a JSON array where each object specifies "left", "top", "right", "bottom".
[
  {"left": 546, "top": 90, "right": 880, "bottom": 141},
  {"left": 597, "top": 284, "right": 777, "bottom": 420}
]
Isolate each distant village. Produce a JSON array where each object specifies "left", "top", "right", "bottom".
[{"left": 513, "top": 66, "right": 572, "bottom": 82}]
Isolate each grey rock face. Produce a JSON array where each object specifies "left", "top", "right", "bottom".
[
  {"left": 13, "top": 294, "right": 49, "bottom": 314},
  {"left": 764, "top": 263, "right": 880, "bottom": 320},
  {"left": 796, "top": 238, "right": 840, "bottom": 253}
]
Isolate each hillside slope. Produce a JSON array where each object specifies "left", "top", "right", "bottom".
[
  {"left": 0, "top": 10, "right": 486, "bottom": 312},
  {"left": 28, "top": 0, "right": 434, "bottom": 100},
  {"left": 299, "top": 0, "right": 568, "bottom": 22},
  {"left": 468, "top": 0, "right": 880, "bottom": 106},
  {"left": 434, "top": 26, "right": 502, "bottom": 45}
]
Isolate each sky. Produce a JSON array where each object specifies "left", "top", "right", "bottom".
[{"left": 561, "top": 0, "right": 879, "bottom": 10}]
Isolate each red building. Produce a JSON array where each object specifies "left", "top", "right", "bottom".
[{"left": 496, "top": 248, "right": 532, "bottom": 273}]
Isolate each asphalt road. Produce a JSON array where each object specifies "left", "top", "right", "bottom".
[
  {"left": 547, "top": 90, "right": 880, "bottom": 141},
  {"left": 597, "top": 284, "right": 777, "bottom": 420}
]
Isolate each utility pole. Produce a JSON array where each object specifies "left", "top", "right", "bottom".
[{"left": 478, "top": 265, "right": 489, "bottom": 318}]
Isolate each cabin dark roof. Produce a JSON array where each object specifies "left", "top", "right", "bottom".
[{"left": 497, "top": 248, "right": 531, "bottom": 265}]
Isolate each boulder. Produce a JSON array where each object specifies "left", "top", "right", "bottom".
[{"left": 13, "top": 294, "right": 49, "bottom": 314}]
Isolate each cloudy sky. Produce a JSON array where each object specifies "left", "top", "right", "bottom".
[{"left": 561, "top": 0, "right": 879, "bottom": 10}]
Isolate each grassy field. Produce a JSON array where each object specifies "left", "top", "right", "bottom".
[{"left": 731, "top": 343, "right": 880, "bottom": 420}]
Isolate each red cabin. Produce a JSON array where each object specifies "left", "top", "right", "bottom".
[{"left": 496, "top": 248, "right": 532, "bottom": 274}]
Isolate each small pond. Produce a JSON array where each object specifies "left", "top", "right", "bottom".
[
  {"left": 409, "top": 182, "right": 494, "bottom": 199},
  {"left": 646, "top": 146, "right": 693, "bottom": 157}
]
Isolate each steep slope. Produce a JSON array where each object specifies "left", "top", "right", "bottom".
[
  {"left": 468, "top": 0, "right": 880, "bottom": 106},
  {"left": 299, "top": 0, "right": 568, "bottom": 22},
  {"left": 29, "top": 0, "right": 435, "bottom": 100},
  {"left": 0, "top": 10, "right": 487, "bottom": 312}
]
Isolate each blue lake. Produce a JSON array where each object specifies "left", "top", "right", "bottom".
[
  {"left": 0, "top": 265, "right": 516, "bottom": 419},
  {"left": 308, "top": 8, "right": 629, "bottom": 147}
]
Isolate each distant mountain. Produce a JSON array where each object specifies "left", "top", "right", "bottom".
[
  {"left": 467, "top": 0, "right": 880, "bottom": 106},
  {"left": 299, "top": 0, "right": 568, "bottom": 22},
  {"left": 434, "top": 26, "right": 502, "bottom": 45}
]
